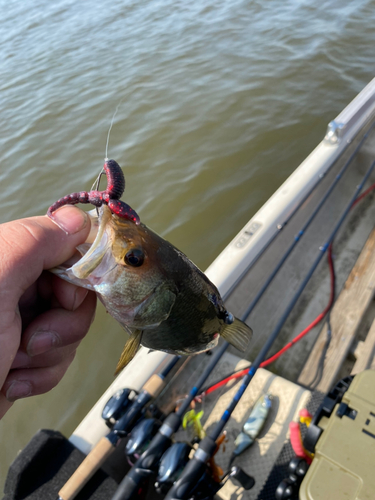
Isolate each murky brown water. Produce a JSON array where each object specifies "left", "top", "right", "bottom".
[{"left": 1, "top": 0, "right": 375, "bottom": 488}]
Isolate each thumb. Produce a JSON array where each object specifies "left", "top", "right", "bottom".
[{"left": 0, "top": 206, "right": 91, "bottom": 300}]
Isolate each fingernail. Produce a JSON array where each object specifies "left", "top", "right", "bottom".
[
  {"left": 27, "top": 331, "right": 61, "bottom": 357},
  {"left": 73, "top": 287, "right": 89, "bottom": 311},
  {"left": 6, "top": 381, "right": 32, "bottom": 402},
  {"left": 48, "top": 206, "right": 88, "bottom": 235}
]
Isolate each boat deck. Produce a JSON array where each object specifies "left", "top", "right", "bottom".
[
  {"left": 155, "top": 111, "right": 375, "bottom": 498},
  {"left": 162, "top": 220, "right": 375, "bottom": 498}
]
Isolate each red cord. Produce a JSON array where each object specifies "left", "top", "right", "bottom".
[
  {"left": 351, "top": 182, "right": 375, "bottom": 207},
  {"left": 202, "top": 368, "right": 249, "bottom": 396},
  {"left": 199, "top": 184, "right": 375, "bottom": 399},
  {"left": 202, "top": 245, "right": 334, "bottom": 397}
]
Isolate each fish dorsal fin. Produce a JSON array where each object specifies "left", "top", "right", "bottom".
[
  {"left": 115, "top": 329, "right": 143, "bottom": 375},
  {"left": 221, "top": 318, "right": 253, "bottom": 352}
]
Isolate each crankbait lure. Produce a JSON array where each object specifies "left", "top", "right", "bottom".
[{"left": 229, "top": 393, "right": 272, "bottom": 466}]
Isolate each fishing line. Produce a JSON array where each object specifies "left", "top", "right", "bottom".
[
  {"left": 89, "top": 99, "right": 126, "bottom": 216},
  {"left": 91, "top": 170, "right": 105, "bottom": 218},
  {"left": 105, "top": 98, "right": 125, "bottom": 161}
]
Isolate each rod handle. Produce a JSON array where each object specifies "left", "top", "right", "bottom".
[
  {"left": 142, "top": 374, "right": 165, "bottom": 398},
  {"left": 58, "top": 436, "right": 115, "bottom": 500}
]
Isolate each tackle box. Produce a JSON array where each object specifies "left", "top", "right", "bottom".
[{"left": 299, "top": 369, "right": 375, "bottom": 500}]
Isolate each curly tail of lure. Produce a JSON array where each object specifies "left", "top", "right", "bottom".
[{"left": 47, "top": 159, "right": 140, "bottom": 225}]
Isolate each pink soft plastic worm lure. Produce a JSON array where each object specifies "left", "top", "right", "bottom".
[{"left": 47, "top": 159, "right": 140, "bottom": 224}]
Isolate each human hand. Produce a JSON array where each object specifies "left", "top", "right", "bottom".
[{"left": 0, "top": 206, "right": 97, "bottom": 419}]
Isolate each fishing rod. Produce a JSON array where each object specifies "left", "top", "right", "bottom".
[
  {"left": 111, "top": 341, "right": 230, "bottom": 500},
  {"left": 164, "top": 159, "right": 375, "bottom": 500},
  {"left": 111, "top": 133, "right": 375, "bottom": 500},
  {"left": 57, "top": 355, "right": 180, "bottom": 500}
]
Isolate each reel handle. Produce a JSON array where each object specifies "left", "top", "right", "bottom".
[{"left": 228, "top": 466, "right": 255, "bottom": 490}]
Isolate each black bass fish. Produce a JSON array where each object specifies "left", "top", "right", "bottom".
[{"left": 52, "top": 204, "right": 253, "bottom": 373}]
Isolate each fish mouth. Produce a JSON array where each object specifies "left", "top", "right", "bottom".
[
  {"left": 50, "top": 207, "right": 116, "bottom": 288},
  {"left": 84, "top": 261, "right": 117, "bottom": 286},
  {"left": 72, "top": 206, "right": 112, "bottom": 279},
  {"left": 99, "top": 263, "right": 117, "bottom": 278}
]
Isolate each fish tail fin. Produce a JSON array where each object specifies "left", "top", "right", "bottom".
[
  {"left": 221, "top": 318, "right": 253, "bottom": 352},
  {"left": 115, "top": 329, "right": 143, "bottom": 375}
]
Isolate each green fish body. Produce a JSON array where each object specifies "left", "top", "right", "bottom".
[{"left": 52, "top": 206, "right": 253, "bottom": 372}]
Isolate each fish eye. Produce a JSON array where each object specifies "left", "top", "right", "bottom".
[{"left": 125, "top": 248, "right": 144, "bottom": 267}]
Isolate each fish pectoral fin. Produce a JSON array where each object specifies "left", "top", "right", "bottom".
[
  {"left": 221, "top": 318, "right": 253, "bottom": 352},
  {"left": 115, "top": 329, "right": 143, "bottom": 375}
]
